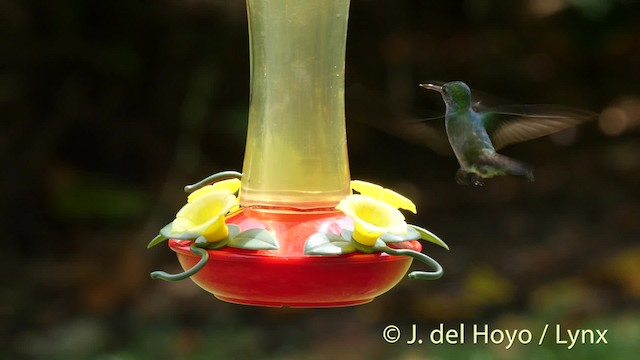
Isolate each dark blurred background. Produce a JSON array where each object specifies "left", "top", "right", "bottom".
[{"left": 2, "top": 0, "right": 639, "bottom": 359}]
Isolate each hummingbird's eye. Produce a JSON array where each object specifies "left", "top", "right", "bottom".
[{"left": 441, "top": 87, "right": 448, "bottom": 95}]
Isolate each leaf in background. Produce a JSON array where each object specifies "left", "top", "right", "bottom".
[{"left": 50, "top": 175, "right": 148, "bottom": 223}]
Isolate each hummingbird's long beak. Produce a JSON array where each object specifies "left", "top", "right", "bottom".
[{"left": 419, "top": 83, "right": 443, "bottom": 93}]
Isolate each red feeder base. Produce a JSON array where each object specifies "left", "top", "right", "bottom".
[{"left": 168, "top": 209, "right": 420, "bottom": 307}]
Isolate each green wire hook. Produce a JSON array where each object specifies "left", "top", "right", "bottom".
[
  {"left": 150, "top": 243, "right": 209, "bottom": 281},
  {"left": 184, "top": 171, "right": 242, "bottom": 194},
  {"left": 375, "top": 245, "right": 444, "bottom": 280},
  {"left": 352, "top": 240, "right": 444, "bottom": 280}
]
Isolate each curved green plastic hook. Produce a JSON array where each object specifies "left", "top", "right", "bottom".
[
  {"left": 376, "top": 246, "right": 443, "bottom": 280},
  {"left": 150, "top": 243, "right": 209, "bottom": 281},
  {"left": 184, "top": 171, "right": 242, "bottom": 194}
]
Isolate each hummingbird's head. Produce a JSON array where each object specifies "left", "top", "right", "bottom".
[{"left": 420, "top": 81, "right": 473, "bottom": 111}]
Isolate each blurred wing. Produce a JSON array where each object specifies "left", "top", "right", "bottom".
[
  {"left": 381, "top": 118, "right": 452, "bottom": 156},
  {"left": 346, "top": 84, "right": 453, "bottom": 156},
  {"left": 481, "top": 104, "right": 596, "bottom": 149}
]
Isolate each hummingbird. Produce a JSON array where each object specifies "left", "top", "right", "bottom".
[{"left": 420, "top": 81, "right": 595, "bottom": 185}]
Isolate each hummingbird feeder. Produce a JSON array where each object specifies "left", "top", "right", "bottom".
[{"left": 147, "top": 0, "right": 449, "bottom": 308}]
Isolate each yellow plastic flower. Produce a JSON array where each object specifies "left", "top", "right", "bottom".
[
  {"left": 351, "top": 180, "right": 417, "bottom": 214},
  {"left": 336, "top": 194, "right": 408, "bottom": 246},
  {"left": 187, "top": 178, "right": 241, "bottom": 203},
  {"left": 171, "top": 190, "right": 239, "bottom": 242}
]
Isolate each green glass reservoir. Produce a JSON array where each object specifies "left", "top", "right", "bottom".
[{"left": 240, "top": 0, "right": 352, "bottom": 211}]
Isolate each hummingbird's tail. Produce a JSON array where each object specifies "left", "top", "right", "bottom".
[{"left": 476, "top": 153, "right": 535, "bottom": 182}]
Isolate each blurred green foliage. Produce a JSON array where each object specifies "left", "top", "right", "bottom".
[{"left": 1, "top": 0, "right": 639, "bottom": 359}]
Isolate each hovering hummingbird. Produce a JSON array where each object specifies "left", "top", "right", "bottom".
[{"left": 419, "top": 81, "right": 595, "bottom": 185}]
